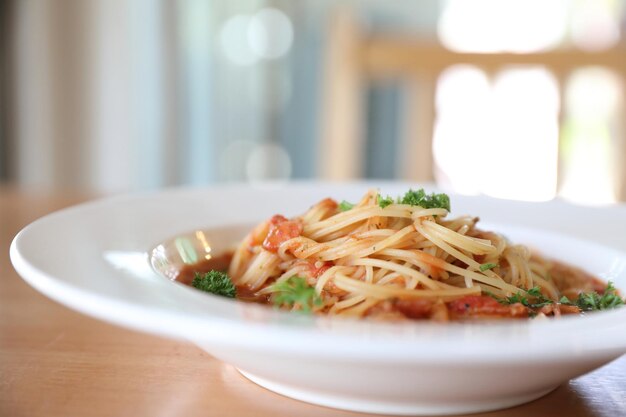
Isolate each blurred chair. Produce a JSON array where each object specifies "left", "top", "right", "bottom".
[{"left": 320, "top": 8, "right": 626, "bottom": 201}]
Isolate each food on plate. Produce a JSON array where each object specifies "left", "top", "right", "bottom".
[{"left": 178, "top": 189, "right": 624, "bottom": 321}]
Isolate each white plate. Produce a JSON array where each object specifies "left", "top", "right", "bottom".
[{"left": 10, "top": 181, "right": 626, "bottom": 415}]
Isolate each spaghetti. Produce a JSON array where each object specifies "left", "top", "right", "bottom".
[{"left": 206, "top": 189, "right": 618, "bottom": 320}]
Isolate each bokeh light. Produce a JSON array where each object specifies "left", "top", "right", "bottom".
[
  {"left": 246, "top": 143, "right": 292, "bottom": 182},
  {"left": 248, "top": 8, "right": 294, "bottom": 59},
  {"left": 570, "top": 0, "right": 622, "bottom": 51},
  {"left": 219, "top": 14, "right": 257, "bottom": 66},
  {"left": 559, "top": 67, "right": 623, "bottom": 204},
  {"left": 433, "top": 66, "right": 491, "bottom": 195},
  {"left": 219, "top": 8, "right": 293, "bottom": 66},
  {"left": 438, "top": 0, "right": 567, "bottom": 53},
  {"left": 434, "top": 66, "right": 560, "bottom": 201}
]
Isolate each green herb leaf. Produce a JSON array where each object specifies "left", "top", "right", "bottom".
[
  {"left": 377, "top": 195, "right": 394, "bottom": 209},
  {"left": 399, "top": 188, "right": 451, "bottom": 211},
  {"left": 338, "top": 200, "right": 354, "bottom": 212},
  {"left": 492, "top": 282, "right": 624, "bottom": 315},
  {"left": 502, "top": 291, "right": 526, "bottom": 306},
  {"left": 525, "top": 287, "right": 544, "bottom": 298},
  {"left": 575, "top": 282, "right": 624, "bottom": 311},
  {"left": 192, "top": 270, "right": 237, "bottom": 298},
  {"left": 270, "top": 276, "right": 323, "bottom": 313},
  {"left": 479, "top": 263, "right": 497, "bottom": 272},
  {"left": 501, "top": 286, "right": 553, "bottom": 309}
]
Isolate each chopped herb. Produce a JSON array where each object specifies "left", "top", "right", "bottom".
[
  {"left": 525, "top": 287, "right": 545, "bottom": 298},
  {"left": 479, "top": 263, "right": 497, "bottom": 272},
  {"left": 501, "top": 286, "right": 553, "bottom": 309},
  {"left": 377, "top": 195, "right": 394, "bottom": 209},
  {"left": 490, "top": 282, "right": 623, "bottom": 316},
  {"left": 399, "top": 188, "right": 451, "bottom": 211},
  {"left": 270, "top": 276, "right": 323, "bottom": 313},
  {"left": 339, "top": 200, "right": 354, "bottom": 212},
  {"left": 192, "top": 270, "right": 237, "bottom": 298},
  {"left": 564, "top": 282, "right": 624, "bottom": 311},
  {"left": 501, "top": 291, "right": 526, "bottom": 306}
]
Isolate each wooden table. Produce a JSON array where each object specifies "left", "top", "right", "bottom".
[{"left": 1, "top": 187, "right": 625, "bottom": 417}]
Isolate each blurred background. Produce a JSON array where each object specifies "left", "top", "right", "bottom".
[{"left": 0, "top": 0, "right": 625, "bottom": 204}]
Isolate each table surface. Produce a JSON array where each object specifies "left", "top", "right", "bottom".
[{"left": 1, "top": 186, "right": 625, "bottom": 417}]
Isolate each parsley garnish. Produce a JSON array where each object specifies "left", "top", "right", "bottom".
[
  {"left": 270, "top": 276, "right": 323, "bottom": 313},
  {"left": 502, "top": 283, "right": 624, "bottom": 311},
  {"left": 192, "top": 271, "right": 237, "bottom": 298},
  {"left": 559, "top": 296, "right": 570, "bottom": 304},
  {"left": 399, "top": 189, "right": 451, "bottom": 211},
  {"left": 489, "top": 282, "right": 623, "bottom": 316},
  {"left": 342, "top": 189, "right": 450, "bottom": 211},
  {"left": 377, "top": 195, "right": 394, "bottom": 209},
  {"left": 339, "top": 200, "right": 354, "bottom": 211},
  {"left": 500, "top": 286, "right": 553, "bottom": 309},
  {"left": 560, "top": 282, "right": 624, "bottom": 311},
  {"left": 479, "top": 263, "right": 497, "bottom": 272}
]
